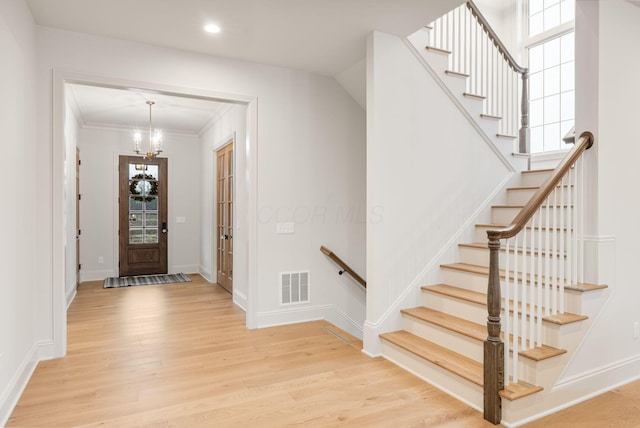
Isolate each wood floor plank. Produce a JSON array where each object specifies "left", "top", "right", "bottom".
[
  {"left": 8, "top": 276, "right": 495, "bottom": 427},
  {"left": 7, "top": 275, "right": 639, "bottom": 427}
]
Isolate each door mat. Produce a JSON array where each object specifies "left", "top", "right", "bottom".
[{"left": 103, "top": 273, "right": 192, "bottom": 289}]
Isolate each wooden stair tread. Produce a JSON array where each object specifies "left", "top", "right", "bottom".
[
  {"left": 458, "top": 242, "right": 564, "bottom": 258},
  {"left": 422, "top": 283, "right": 486, "bottom": 305},
  {"left": 480, "top": 113, "right": 502, "bottom": 120},
  {"left": 426, "top": 46, "right": 451, "bottom": 55},
  {"left": 422, "top": 281, "right": 587, "bottom": 326},
  {"left": 476, "top": 223, "right": 570, "bottom": 232},
  {"left": 492, "top": 205, "right": 525, "bottom": 209},
  {"left": 380, "top": 330, "right": 483, "bottom": 386},
  {"left": 441, "top": 262, "right": 606, "bottom": 294},
  {"left": 522, "top": 168, "right": 554, "bottom": 174},
  {"left": 402, "top": 306, "right": 485, "bottom": 341},
  {"left": 380, "top": 331, "right": 544, "bottom": 400},
  {"left": 401, "top": 307, "right": 566, "bottom": 361},
  {"left": 463, "top": 92, "right": 486, "bottom": 100},
  {"left": 506, "top": 184, "right": 571, "bottom": 191},
  {"left": 500, "top": 381, "right": 543, "bottom": 400},
  {"left": 445, "top": 70, "right": 469, "bottom": 78}
]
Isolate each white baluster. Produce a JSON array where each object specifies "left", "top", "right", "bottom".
[
  {"left": 529, "top": 216, "right": 536, "bottom": 348},
  {"left": 545, "top": 195, "right": 551, "bottom": 316},
  {"left": 552, "top": 187, "right": 558, "bottom": 314},
  {"left": 521, "top": 225, "right": 527, "bottom": 350},
  {"left": 513, "top": 234, "right": 519, "bottom": 383},
  {"left": 536, "top": 208, "right": 543, "bottom": 347},
  {"left": 559, "top": 177, "right": 565, "bottom": 314}
]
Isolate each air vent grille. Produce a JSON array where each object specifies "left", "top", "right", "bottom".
[{"left": 280, "top": 271, "right": 310, "bottom": 305}]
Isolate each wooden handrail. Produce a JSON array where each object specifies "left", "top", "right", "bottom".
[
  {"left": 487, "top": 131, "right": 594, "bottom": 241},
  {"left": 465, "top": 0, "right": 530, "bottom": 152},
  {"left": 320, "top": 246, "right": 366, "bottom": 288},
  {"left": 466, "top": 1, "right": 526, "bottom": 74}
]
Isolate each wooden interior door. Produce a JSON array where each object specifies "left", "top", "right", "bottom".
[
  {"left": 119, "top": 156, "right": 168, "bottom": 277},
  {"left": 216, "top": 144, "right": 233, "bottom": 293}
]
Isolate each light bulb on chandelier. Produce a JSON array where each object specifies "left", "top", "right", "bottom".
[{"left": 133, "top": 101, "right": 163, "bottom": 158}]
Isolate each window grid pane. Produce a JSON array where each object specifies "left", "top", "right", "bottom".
[{"left": 528, "top": 30, "right": 575, "bottom": 153}]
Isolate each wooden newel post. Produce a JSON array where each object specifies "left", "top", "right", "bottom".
[
  {"left": 519, "top": 70, "right": 530, "bottom": 154},
  {"left": 484, "top": 236, "right": 504, "bottom": 424}
]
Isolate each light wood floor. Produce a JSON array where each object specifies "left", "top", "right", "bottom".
[{"left": 7, "top": 275, "right": 640, "bottom": 427}]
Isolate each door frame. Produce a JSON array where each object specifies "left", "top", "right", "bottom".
[
  {"left": 214, "top": 137, "right": 235, "bottom": 293},
  {"left": 51, "top": 70, "right": 259, "bottom": 358}
]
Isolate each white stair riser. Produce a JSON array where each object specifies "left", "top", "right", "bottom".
[
  {"left": 421, "top": 288, "right": 570, "bottom": 348},
  {"left": 402, "top": 314, "right": 546, "bottom": 385},
  {"left": 423, "top": 48, "right": 451, "bottom": 74},
  {"left": 436, "top": 270, "right": 583, "bottom": 315},
  {"left": 441, "top": 268, "right": 491, "bottom": 293},
  {"left": 422, "top": 291, "right": 487, "bottom": 325},
  {"left": 402, "top": 315, "right": 483, "bottom": 363},
  {"left": 474, "top": 226, "right": 573, "bottom": 248},
  {"left": 380, "top": 340, "right": 484, "bottom": 410},
  {"left": 458, "top": 245, "right": 567, "bottom": 271},
  {"left": 491, "top": 206, "right": 574, "bottom": 225},
  {"left": 520, "top": 171, "right": 554, "bottom": 187},
  {"left": 506, "top": 186, "right": 573, "bottom": 206}
]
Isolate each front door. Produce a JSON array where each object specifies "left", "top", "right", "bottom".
[
  {"left": 216, "top": 144, "right": 233, "bottom": 293},
  {"left": 119, "top": 156, "right": 168, "bottom": 276}
]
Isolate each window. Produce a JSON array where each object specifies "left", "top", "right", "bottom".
[{"left": 526, "top": 0, "right": 575, "bottom": 152}]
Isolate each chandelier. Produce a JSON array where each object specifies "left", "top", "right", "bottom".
[{"left": 133, "top": 101, "right": 163, "bottom": 158}]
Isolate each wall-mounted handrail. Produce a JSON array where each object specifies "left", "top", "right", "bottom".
[
  {"left": 320, "top": 246, "right": 366, "bottom": 288},
  {"left": 483, "top": 131, "right": 594, "bottom": 424}
]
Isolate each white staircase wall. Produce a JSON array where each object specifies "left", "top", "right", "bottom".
[{"left": 364, "top": 30, "right": 514, "bottom": 356}]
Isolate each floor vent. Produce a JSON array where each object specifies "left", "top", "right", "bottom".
[{"left": 280, "top": 271, "right": 310, "bottom": 305}]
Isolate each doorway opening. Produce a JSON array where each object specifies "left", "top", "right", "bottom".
[{"left": 52, "top": 71, "right": 259, "bottom": 358}]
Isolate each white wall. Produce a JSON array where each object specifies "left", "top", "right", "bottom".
[
  {"left": 364, "top": 31, "right": 513, "bottom": 355},
  {"left": 78, "top": 127, "right": 201, "bottom": 280},
  {"left": 36, "top": 26, "right": 366, "bottom": 346},
  {"left": 0, "top": 0, "right": 38, "bottom": 425},
  {"left": 64, "top": 101, "right": 80, "bottom": 306},
  {"left": 474, "top": 0, "right": 520, "bottom": 58},
  {"left": 556, "top": 0, "right": 640, "bottom": 388},
  {"left": 199, "top": 104, "right": 250, "bottom": 308}
]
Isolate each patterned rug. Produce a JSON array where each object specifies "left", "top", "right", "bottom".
[{"left": 103, "top": 273, "right": 192, "bottom": 289}]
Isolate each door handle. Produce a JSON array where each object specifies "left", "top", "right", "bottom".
[{"left": 162, "top": 222, "right": 168, "bottom": 234}]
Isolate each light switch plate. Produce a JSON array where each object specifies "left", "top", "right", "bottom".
[{"left": 276, "top": 222, "right": 295, "bottom": 234}]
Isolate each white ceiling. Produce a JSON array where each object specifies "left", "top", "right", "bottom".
[
  {"left": 67, "top": 84, "right": 232, "bottom": 135},
  {"left": 25, "top": 0, "right": 458, "bottom": 77},
  {"left": 30, "top": 0, "right": 459, "bottom": 133}
]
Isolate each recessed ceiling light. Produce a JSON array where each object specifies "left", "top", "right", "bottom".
[{"left": 204, "top": 24, "right": 221, "bottom": 34}]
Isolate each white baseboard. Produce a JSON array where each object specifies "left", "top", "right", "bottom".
[
  {"left": 171, "top": 264, "right": 199, "bottom": 274},
  {"left": 66, "top": 285, "right": 77, "bottom": 310},
  {"left": 80, "top": 269, "right": 115, "bottom": 282},
  {"left": 233, "top": 289, "right": 247, "bottom": 311},
  {"left": 198, "top": 265, "right": 214, "bottom": 283},
  {"left": 257, "top": 304, "right": 363, "bottom": 340},
  {"left": 0, "top": 343, "right": 39, "bottom": 427}
]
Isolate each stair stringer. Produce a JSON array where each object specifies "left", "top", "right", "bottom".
[
  {"left": 363, "top": 31, "right": 516, "bottom": 358},
  {"left": 501, "top": 286, "right": 613, "bottom": 426},
  {"left": 362, "top": 170, "right": 513, "bottom": 357},
  {"left": 406, "top": 29, "right": 528, "bottom": 173}
]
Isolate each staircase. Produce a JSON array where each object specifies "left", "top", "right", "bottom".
[
  {"left": 380, "top": 166, "right": 606, "bottom": 421},
  {"left": 378, "top": 3, "right": 607, "bottom": 424}
]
